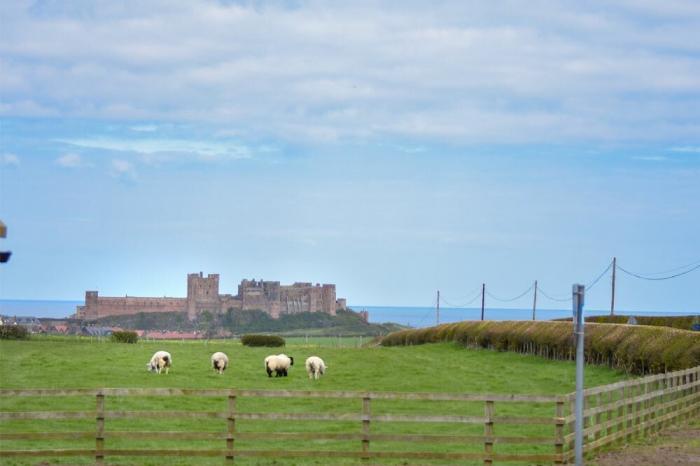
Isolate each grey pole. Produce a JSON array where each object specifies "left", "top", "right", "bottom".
[
  {"left": 436, "top": 290, "right": 440, "bottom": 325},
  {"left": 572, "top": 284, "right": 585, "bottom": 466}
]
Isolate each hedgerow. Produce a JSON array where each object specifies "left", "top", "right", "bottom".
[
  {"left": 241, "top": 334, "right": 286, "bottom": 347},
  {"left": 0, "top": 325, "right": 30, "bottom": 340},
  {"left": 380, "top": 321, "right": 700, "bottom": 375},
  {"left": 111, "top": 330, "right": 138, "bottom": 344},
  {"left": 582, "top": 315, "right": 699, "bottom": 330}
]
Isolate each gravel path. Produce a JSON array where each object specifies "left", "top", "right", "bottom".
[{"left": 592, "top": 425, "right": 700, "bottom": 466}]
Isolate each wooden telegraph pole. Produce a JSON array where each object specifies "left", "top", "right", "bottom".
[
  {"left": 480, "top": 283, "right": 486, "bottom": 321},
  {"left": 610, "top": 257, "right": 616, "bottom": 316},
  {"left": 436, "top": 290, "right": 440, "bottom": 326},
  {"left": 532, "top": 280, "right": 538, "bottom": 321}
]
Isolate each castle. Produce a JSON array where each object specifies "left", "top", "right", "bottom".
[{"left": 74, "top": 273, "right": 348, "bottom": 321}]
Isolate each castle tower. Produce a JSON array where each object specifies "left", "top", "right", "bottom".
[
  {"left": 321, "top": 284, "right": 337, "bottom": 315},
  {"left": 186, "top": 272, "right": 220, "bottom": 320}
]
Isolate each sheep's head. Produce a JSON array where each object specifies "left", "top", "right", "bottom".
[
  {"left": 146, "top": 362, "right": 155, "bottom": 372},
  {"left": 289, "top": 356, "right": 294, "bottom": 366}
]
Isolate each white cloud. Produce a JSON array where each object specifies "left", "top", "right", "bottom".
[
  {"left": 110, "top": 159, "right": 136, "bottom": 181},
  {"left": 58, "top": 137, "right": 251, "bottom": 162},
  {"left": 55, "top": 153, "right": 87, "bottom": 168},
  {"left": 129, "top": 124, "right": 158, "bottom": 132},
  {"left": 671, "top": 146, "right": 700, "bottom": 153},
  {"left": 0, "top": 1, "right": 699, "bottom": 144},
  {"left": 1, "top": 153, "right": 20, "bottom": 167},
  {"left": 632, "top": 155, "right": 668, "bottom": 161}
]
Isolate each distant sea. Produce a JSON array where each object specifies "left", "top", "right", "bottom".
[
  {"left": 0, "top": 299, "right": 696, "bottom": 328},
  {"left": 0, "top": 300, "right": 83, "bottom": 319}
]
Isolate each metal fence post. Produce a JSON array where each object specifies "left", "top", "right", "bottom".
[{"left": 572, "top": 284, "right": 585, "bottom": 466}]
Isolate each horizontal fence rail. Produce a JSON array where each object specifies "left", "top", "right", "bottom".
[
  {"left": 563, "top": 365, "right": 700, "bottom": 462},
  {"left": 0, "top": 388, "right": 564, "bottom": 465},
  {"left": 1, "top": 366, "right": 698, "bottom": 465}
]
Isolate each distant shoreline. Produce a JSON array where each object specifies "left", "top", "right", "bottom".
[{"left": 1, "top": 299, "right": 697, "bottom": 326}]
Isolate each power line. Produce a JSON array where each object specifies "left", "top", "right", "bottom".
[
  {"left": 617, "top": 263, "right": 700, "bottom": 281},
  {"left": 485, "top": 282, "right": 535, "bottom": 303},
  {"left": 585, "top": 260, "right": 614, "bottom": 291},
  {"left": 440, "top": 291, "right": 482, "bottom": 308},
  {"left": 633, "top": 258, "right": 700, "bottom": 276},
  {"left": 537, "top": 287, "right": 572, "bottom": 303},
  {"left": 439, "top": 285, "right": 483, "bottom": 304},
  {"left": 436, "top": 256, "right": 698, "bottom": 308}
]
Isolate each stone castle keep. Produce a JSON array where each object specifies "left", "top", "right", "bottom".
[{"left": 75, "top": 273, "right": 348, "bottom": 321}]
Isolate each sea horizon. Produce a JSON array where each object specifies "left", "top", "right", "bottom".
[{"left": 1, "top": 299, "right": 697, "bottom": 328}]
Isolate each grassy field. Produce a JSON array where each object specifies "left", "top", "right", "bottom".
[{"left": 0, "top": 337, "right": 630, "bottom": 465}]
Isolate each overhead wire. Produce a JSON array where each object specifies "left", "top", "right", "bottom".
[
  {"left": 435, "top": 257, "right": 698, "bottom": 307},
  {"left": 585, "top": 260, "right": 614, "bottom": 291},
  {"left": 440, "top": 290, "right": 483, "bottom": 308},
  {"left": 485, "top": 282, "right": 535, "bottom": 303},
  {"left": 617, "top": 263, "right": 700, "bottom": 281},
  {"left": 631, "top": 258, "right": 700, "bottom": 276},
  {"left": 537, "top": 287, "right": 572, "bottom": 302}
]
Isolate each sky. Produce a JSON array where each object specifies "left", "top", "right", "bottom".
[{"left": 1, "top": 0, "right": 699, "bottom": 313}]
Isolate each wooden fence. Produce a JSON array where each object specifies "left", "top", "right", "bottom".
[
  {"left": 0, "top": 365, "right": 698, "bottom": 464},
  {"left": 565, "top": 365, "right": 700, "bottom": 462}
]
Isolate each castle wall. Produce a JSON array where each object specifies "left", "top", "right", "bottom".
[
  {"left": 75, "top": 292, "right": 186, "bottom": 320},
  {"left": 76, "top": 273, "right": 343, "bottom": 321}
]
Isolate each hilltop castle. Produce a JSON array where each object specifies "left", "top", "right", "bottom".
[{"left": 74, "top": 272, "right": 348, "bottom": 321}]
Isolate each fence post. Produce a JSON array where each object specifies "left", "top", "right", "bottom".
[
  {"left": 96, "top": 391, "right": 105, "bottom": 465},
  {"left": 687, "top": 371, "right": 695, "bottom": 423},
  {"left": 594, "top": 392, "right": 602, "bottom": 450},
  {"left": 227, "top": 392, "right": 236, "bottom": 462},
  {"left": 625, "top": 385, "right": 634, "bottom": 443},
  {"left": 572, "top": 283, "right": 585, "bottom": 466},
  {"left": 568, "top": 397, "right": 576, "bottom": 453},
  {"left": 484, "top": 400, "right": 494, "bottom": 466},
  {"left": 634, "top": 382, "right": 642, "bottom": 438},
  {"left": 616, "top": 387, "right": 625, "bottom": 442},
  {"left": 362, "top": 396, "right": 371, "bottom": 460},
  {"left": 554, "top": 400, "right": 564, "bottom": 464},
  {"left": 666, "top": 373, "right": 674, "bottom": 430},
  {"left": 642, "top": 380, "right": 652, "bottom": 437},
  {"left": 605, "top": 388, "right": 614, "bottom": 440},
  {"left": 650, "top": 377, "right": 659, "bottom": 434}
]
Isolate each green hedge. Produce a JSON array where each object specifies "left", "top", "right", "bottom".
[
  {"left": 240, "top": 334, "right": 286, "bottom": 347},
  {"left": 111, "top": 330, "right": 138, "bottom": 344},
  {"left": 381, "top": 321, "right": 700, "bottom": 375},
  {"left": 0, "top": 325, "right": 30, "bottom": 340},
  {"left": 581, "top": 315, "right": 700, "bottom": 330}
]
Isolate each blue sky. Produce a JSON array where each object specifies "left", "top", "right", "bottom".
[{"left": 1, "top": 1, "right": 699, "bottom": 312}]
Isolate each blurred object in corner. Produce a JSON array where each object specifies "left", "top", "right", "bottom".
[{"left": 0, "top": 220, "right": 11, "bottom": 263}]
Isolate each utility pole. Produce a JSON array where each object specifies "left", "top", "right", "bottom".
[
  {"left": 436, "top": 290, "right": 440, "bottom": 326},
  {"left": 480, "top": 283, "right": 486, "bottom": 321},
  {"left": 610, "top": 257, "right": 617, "bottom": 316},
  {"left": 532, "top": 280, "right": 538, "bottom": 321},
  {"left": 572, "top": 284, "right": 585, "bottom": 466}
]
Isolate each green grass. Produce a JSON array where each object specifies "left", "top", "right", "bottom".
[{"left": 0, "top": 337, "right": 630, "bottom": 465}]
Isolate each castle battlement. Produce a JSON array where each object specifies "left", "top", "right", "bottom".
[{"left": 74, "top": 273, "right": 347, "bottom": 321}]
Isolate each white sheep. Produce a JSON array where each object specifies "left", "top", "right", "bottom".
[
  {"left": 305, "top": 356, "right": 326, "bottom": 380},
  {"left": 211, "top": 352, "right": 229, "bottom": 374},
  {"left": 264, "top": 354, "right": 294, "bottom": 377},
  {"left": 146, "top": 350, "right": 172, "bottom": 374}
]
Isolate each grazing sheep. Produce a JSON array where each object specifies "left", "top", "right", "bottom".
[
  {"left": 211, "top": 352, "right": 229, "bottom": 374},
  {"left": 146, "top": 350, "right": 172, "bottom": 374},
  {"left": 264, "top": 354, "right": 294, "bottom": 377},
  {"left": 305, "top": 356, "right": 326, "bottom": 380}
]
